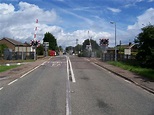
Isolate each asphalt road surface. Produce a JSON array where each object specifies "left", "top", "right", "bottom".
[{"left": 0, "top": 56, "right": 154, "bottom": 115}]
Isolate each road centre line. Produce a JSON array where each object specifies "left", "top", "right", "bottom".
[
  {"left": 8, "top": 79, "right": 18, "bottom": 85},
  {"left": 66, "top": 56, "right": 71, "bottom": 115},
  {"left": 68, "top": 57, "right": 76, "bottom": 83}
]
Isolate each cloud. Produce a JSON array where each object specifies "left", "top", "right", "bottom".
[
  {"left": 107, "top": 7, "right": 121, "bottom": 13},
  {"left": 0, "top": 3, "right": 15, "bottom": 14},
  {"left": 128, "top": 8, "right": 154, "bottom": 30},
  {"left": 0, "top": 2, "right": 58, "bottom": 42},
  {"left": 0, "top": 2, "right": 111, "bottom": 47}
]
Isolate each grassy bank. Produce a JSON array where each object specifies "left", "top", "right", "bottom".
[
  {"left": 0, "top": 65, "right": 20, "bottom": 73},
  {"left": 108, "top": 61, "right": 154, "bottom": 80}
]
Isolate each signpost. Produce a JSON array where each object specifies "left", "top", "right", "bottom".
[
  {"left": 100, "top": 38, "right": 109, "bottom": 61},
  {"left": 43, "top": 42, "right": 49, "bottom": 56}
]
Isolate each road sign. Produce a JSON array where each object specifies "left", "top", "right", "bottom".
[{"left": 124, "top": 49, "right": 131, "bottom": 55}]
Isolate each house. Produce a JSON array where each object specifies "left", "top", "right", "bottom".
[
  {"left": 0, "top": 37, "right": 32, "bottom": 52},
  {"left": 102, "top": 43, "right": 138, "bottom": 61},
  {"left": 117, "top": 42, "right": 138, "bottom": 55}
]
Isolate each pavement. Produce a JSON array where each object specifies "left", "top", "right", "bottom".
[{"left": 0, "top": 56, "right": 154, "bottom": 94}]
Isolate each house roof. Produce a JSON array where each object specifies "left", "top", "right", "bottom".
[
  {"left": 107, "top": 43, "right": 136, "bottom": 51},
  {"left": 117, "top": 44, "right": 135, "bottom": 49},
  {"left": 1, "top": 37, "right": 25, "bottom": 46}
]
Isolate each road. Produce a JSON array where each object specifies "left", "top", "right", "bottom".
[{"left": 0, "top": 56, "right": 154, "bottom": 115}]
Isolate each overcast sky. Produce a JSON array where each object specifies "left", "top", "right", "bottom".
[{"left": 0, "top": 0, "right": 154, "bottom": 47}]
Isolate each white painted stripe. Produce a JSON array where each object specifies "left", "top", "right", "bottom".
[
  {"left": 41, "top": 61, "right": 47, "bottom": 65},
  {"left": 57, "top": 64, "right": 60, "bottom": 66},
  {"left": 124, "top": 80, "right": 132, "bottom": 84},
  {"left": 0, "top": 87, "right": 3, "bottom": 91},
  {"left": 84, "top": 58, "right": 90, "bottom": 61},
  {"left": 68, "top": 58, "right": 76, "bottom": 83},
  {"left": 20, "top": 61, "right": 45, "bottom": 78},
  {"left": 8, "top": 79, "right": 18, "bottom": 85},
  {"left": 91, "top": 62, "right": 107, "bottom": 71},
  {"left": 66, "top": 56, "right": 69, "bottom": 80},
  {"left": 66, "top": 56, "right": 70, "bottom": 115}
]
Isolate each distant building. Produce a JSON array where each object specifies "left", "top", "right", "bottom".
[
  {"left": 107, "top": 42, "right": 137, "bottom": 54},
  {"left": 0, "top": 37, "right": 32, "bottom": 52}
]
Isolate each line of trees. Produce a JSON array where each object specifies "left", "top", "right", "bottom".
[
  {"left": 135, "top": 25, "right": 154, "bottom": 68},
  {"left": 37, "top": 32, "right": 62, "bottom": 55},
  {"left": 65, "top": 39, "right": 101, "bottom": 57},
  {"left": 0, "top": 44, "right": 8, "bottom": 58}
]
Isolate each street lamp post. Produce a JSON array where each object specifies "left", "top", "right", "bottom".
[
  {"left": 88, "top": 31, "right": 92, "bottom": 57},
  {"left": 110, "top": 21, "right": 117, "bottom": 61}
]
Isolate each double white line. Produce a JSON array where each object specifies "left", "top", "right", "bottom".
[
  {"left": 67, "top": 57, "right": 76, "bottom": 83},
  {"left": 66, "top": 56, "right": 76, "bottom": 115}
]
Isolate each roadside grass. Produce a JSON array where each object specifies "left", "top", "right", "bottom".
[
  {"left": 0, "top": 65, "right": 20, "bottom": 73},
  {"left": 108, "top": 61, "right": 154, "bottom": 80},
  {"left": 0, "top": 59, "right": 35, "bottom": 73}
]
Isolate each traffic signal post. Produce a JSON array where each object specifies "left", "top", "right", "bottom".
[
  {"left": 30, "top": 40, "right": 40, "bottom": 60},
  {"left": 100, "top": 39, "right": 109, "bottom": 61}
]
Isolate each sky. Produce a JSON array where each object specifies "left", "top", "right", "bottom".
[{"left": 0, "top": 0, "right": 154, "bottom": 48}]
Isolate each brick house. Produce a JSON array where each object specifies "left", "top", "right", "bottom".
[{"left": 0, "top": 37, "right": 32, "bottom": 52}]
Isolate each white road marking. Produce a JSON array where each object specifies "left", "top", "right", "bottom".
[
  {"left": 0, "top": 87, "right": 3, "bottom": 91},
  {"left": 66, "top": 56, "right": 71, "bottom": 115},
  {"left": 68, "top": 57, "right": 76, "bottom": 83},
  {"left": 8, "top": 79, "right": 18, "bottom": 85},
  {"left": 20, "top": 61, "right": 45, "bottom": 78},
  {"left": 57, "top": 64, "right": 61, "bottom": 66},
  {"left": 84, "top": 58, "right": 90, "bottom": 61},
  {"left": 41, "top": 61, "right": 47, "bottom": 65},
  {"left": 124, "top": 80, "right": 132, "bottom": 84},
  {"left": 91, "top": 62, "right": 107, "bottom": 71},
  {"left": 20, "top": 65, "right": 40, "bottom": 78}
]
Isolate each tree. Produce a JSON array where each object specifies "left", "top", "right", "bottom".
[
  {"left": 65, "top": 46, "right": 74, "bottom": 53},
  {"left": 82, "top": 39, "right": 100, "bottom": 51},
  {"left": 43, "top": 32, "right": 58, "bottom": 51},
  {"left": 135, "top": 25, "right": 154, "bottom": 68},
  {"left": 58, "top": 46, "right": 63, "bottom": 52},
  {"left": 74, "top": 44, "right": 82, "bottom": 53},
  {"left": 0, "top": 44, "right": 8, "bottom": 57},
  {"left": 36, "top": 44, "right": 44, "bottom": 55}
]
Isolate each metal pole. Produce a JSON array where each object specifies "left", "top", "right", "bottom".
[
  {"left": 115, "top": 23, "right": 117, "bottom": 61},
  {"left": 88, "top": 31, "right": 92, "bottom": 57}
]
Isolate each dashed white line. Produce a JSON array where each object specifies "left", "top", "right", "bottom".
[
  {"left": 20, "top": 66, "right": 39, "bottom": 78},
  {"left": 8, "top": 79, "right": 18, "bottom": 85},
  {"left": 0, "top": 87, "right": 3, "bottom": 91},
  {"left": 41, "top": 61, "right": 47, "bottom": 65}
]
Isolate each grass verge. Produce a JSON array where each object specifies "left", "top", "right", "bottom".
[
  {"left": 108, "top": 61, "right": 154, "bottom": 80},
  {"left": 0, "top": 65, "right": 20, "bottom": 73}
]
